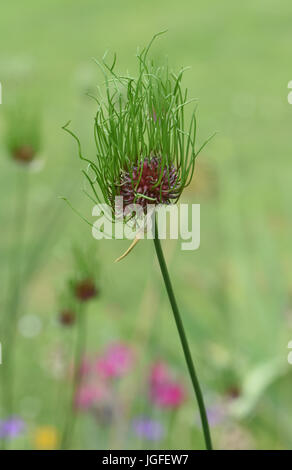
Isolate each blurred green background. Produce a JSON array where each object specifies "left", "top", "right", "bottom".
[{"left": 0, "top": 0, "right": 292, "bottom": 450}]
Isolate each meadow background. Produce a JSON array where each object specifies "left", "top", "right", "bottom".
[{"left": 0, "top": 0, "right": 292, "bottom": 450}]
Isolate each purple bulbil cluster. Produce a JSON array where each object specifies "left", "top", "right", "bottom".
[{"left": 119, "top": 157, "right": 180, "bottom": 210}]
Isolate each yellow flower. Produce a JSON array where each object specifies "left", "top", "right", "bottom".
[{"left": 34, "top": 426, "right": 59, "bottom": 450}]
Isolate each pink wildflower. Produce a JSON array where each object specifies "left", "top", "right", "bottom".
[
  {"left": 74, "top": 383, "right": 108, "bottom": 411},
  {"left": 149, "top": 360, "right": 186, "bottom": 409},
  {"left": 150, "top": 361, "right": 170, "bottom": 388},
  {"left": 151, "top": 381, "right": 185, "bottom": 408},
  {"left": 94, "top": 343, "right": 134, "bottom": 379}
]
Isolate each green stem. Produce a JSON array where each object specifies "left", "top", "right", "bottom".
[
  {"left": 1, "top": 169, "right": 29, "bottom": 450},
  {"left": 61, "top": 304, "right": 87, "bottom": 449},
  {"left": 153, "top": 227, "right": 213, "bottom": 450},
  {"left": 164, "top": 408, "right": 178, "bottom": 449}
]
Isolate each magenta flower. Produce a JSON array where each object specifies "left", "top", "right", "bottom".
[
  {"left": 152, "top": 381, "right": 186, "bottom": 408},
  {"left": 72, "top": 343, "right": 134, "bottom": 413},
  {"left": 94, "top": 343, "right": 134, "bottom": 379},
  {"left": 149, "top": 360, "right": 186, "bottom": 409}
]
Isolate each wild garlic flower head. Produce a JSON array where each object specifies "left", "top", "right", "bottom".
[
  {"left": 70, "top": 245, "right": 100, "bottom": 302},
  {"left": 5, "top": 101, "right": 41, "bottom": 166},
  {"left": 64, "top": 32, "right": 213, "bottom": 219},
  {"left": 59, "top": 245, "right": 100, "bottom": 309}
]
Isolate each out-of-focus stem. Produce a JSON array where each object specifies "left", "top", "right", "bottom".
[
  {"left": 1, "top": 169, "right": 29, "bottom": 449},
  {"left": 61, "top": 305, "right": 87, "bottom": 449}
]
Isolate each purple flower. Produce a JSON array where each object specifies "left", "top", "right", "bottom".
[
  {"left": 206, "top": 405, "right": 227, "bottom": 426},
  {"left": 196, "top": 404, "right": 227, "bottom": 428},
  {"left": 0, "top": 417, "right": 26, "bottom": 439},
  {"left": 132, "top": 417, "right": 164, "bottom": 441}
]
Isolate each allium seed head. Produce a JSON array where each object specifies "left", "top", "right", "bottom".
[
  {"left": 5, "top": 100, "right": 41, "bottom": 167},
  {"left": 59, "top": 309, "right": 75, "bottom": 326},
  {"left": 12, "top": 145, "right": 36, "bottom": 165},
  {"left": 64, "top": 32, "right": 213, "bottom": 225},
  {"left": 74, "top": 279, "right": 98, "bottom": 302}
]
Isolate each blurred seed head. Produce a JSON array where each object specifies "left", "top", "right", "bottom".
[
  {"left": 5, "top": 98, "right": 41, "bottom": 167},
  {"left": 13, "top": 145, "right": 36, "bottom": 164},
  {"left": 59, "top": 309, "right": 76, "bottom": 326},
  {"left": 69, "top": 244, "right": 101, "bottom": 303},
  {"left": 74, "top": 278, "right": 98, "bottom": 302}
]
